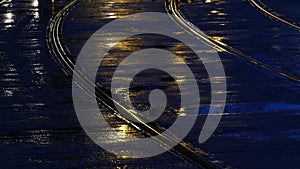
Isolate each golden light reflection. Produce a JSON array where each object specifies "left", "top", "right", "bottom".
[
  {"left": 209, "top": 9, "right": 227, "bottom": 17},
  {"left": 212, "top": 36, "right": 227, "bottom": 42},
  {"left": 106, "top": 12, "right": 117, "bottom": 19},
  {"left": 217, "top": 12, "right": 227, "bottom": 16},
  {"left": 116, "top": 124, "right": 129, "bottom": 135},
  {"left": 51, "top": 0, "right": 55, "bottom": 15},
  {"left": 173, "top": 31, "right": 185, "bottom": 35},
  {"left": 114, "top": 87, "right": 127, "bottom": 94},
  {"left": 210, "top": 10, "right": 219, "bottom": 14},
  {"left": 175, "top": 75, "right": 187, "bottom": 84},
  {"left": 98, "top": 9, "right": 130, "bottom": 19},
  {"left": 205, "top": 0, "right": 213, "bottom": 3},
  {"left": 171, "top": 56, "right": 186, "bottom": 65},
  {"left": 111, "top": 124, "right": 137, "bottom": 141},
  {"left": 99, "top": 125, "right": 135, "bottom": 144},
  {"left": 169, "top": 42, "right": 192, "bottom": 57},
  {"left": 87, "top": 0, "right": 144, "bottom": 19}
]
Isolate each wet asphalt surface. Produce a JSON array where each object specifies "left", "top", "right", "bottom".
[{"left": 1, "top": 0, "right": 300, "bottom": 168}]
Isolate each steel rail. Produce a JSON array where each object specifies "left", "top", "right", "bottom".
[
  {"left": 248, "top": 0, "right": 300, "bottom": 31},
  {"left": 46, "top": 0, "right": 222, "bottom": 168},
  {"left": 166, "top": 0, "right": 300, "bottom": 83}
]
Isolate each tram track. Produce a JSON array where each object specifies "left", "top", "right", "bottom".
[
  {"left": 248, "top": 0, "right": 300, "bottom": 31},
  {"left": 166, "top": 0, "right": 300, "bottom": 83},
  {"left": 46, "top": 0, "right": 223, "bottom": 168}
]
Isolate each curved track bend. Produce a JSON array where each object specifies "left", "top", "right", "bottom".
[
  {"left": 46, "top": 0, "right": 223, "bottom": 168},
  {"left": 248, "top": 0, "right": 300, "bottom": 31},
  {"left": 166, "top": 0, "right": 300, "bottom": 83}
]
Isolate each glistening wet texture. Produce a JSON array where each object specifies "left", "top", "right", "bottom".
[
  {"left": 181, "top": 0, "right": 300, "bottom": 78},
  {"left": 0, "top": 0, "right": 86, "bottom": 168},
  {"left": 65, "top": 0, "right": 300, "bottom": 168},
  {"left": 1, "top": 0, "right": 300, "bottom": 168},
  {"left": 63, "top": 0, "right": 215, "bottom": 168},
  {"left": 178, "top": 0, "right": 300, "bottom": 168},
  {"left": 0, "top": 0, "right": 197, "bottom": 168},
  {"left": 260, "top": 0, "right": 300, "bottom": 23}
]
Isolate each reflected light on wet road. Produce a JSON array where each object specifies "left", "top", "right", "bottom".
[
  {"left": 32, "top": 0, "right": 39, "bottom": 8},
  {"left": 3, "top": 12, "right": 14, "bottom": 28}
]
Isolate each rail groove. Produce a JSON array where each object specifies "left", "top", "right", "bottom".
[
  {"left": 166, "top": 0, "right": 300, "bottom": 83},
  {"left": 248, "top": 0, "right": 300, "bottom": 31},
  {"left": 46, "top": 0, "right": 222, "bottom": 168}
]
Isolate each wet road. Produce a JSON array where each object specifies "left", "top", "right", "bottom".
[
  {"left": 0, "top": 0, "right": 87, "bottom": 168},
  {"left": 64, "top": 0, "right": 300, "bottom": 168},
  {"left": 178, "top": 0, "right": 300, "bottom": 168},
  {"left": 1, "top": 0, "right": 300, "bottom": 168},
  {"left": 0, "top": 0, "right": 207, "bottom": 168},
  {"left": 259, "top": 0, "right": 300, "bottom": 24}
]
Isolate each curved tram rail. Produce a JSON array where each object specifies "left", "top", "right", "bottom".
[
  {"left": 166, "top": 0, "right": 300, "bottom": 83},
  {"left": 46, "top": 0, "right": 223, "bottom": 168},
  {"left": 248, "top": 0, "right": 300, "bottom": 31}
]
